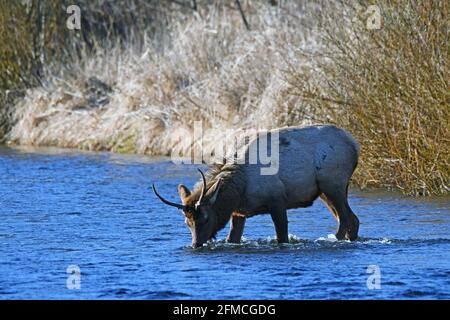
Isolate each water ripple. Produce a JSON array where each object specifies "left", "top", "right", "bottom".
[{"left": 1, "top": 147, "right": 449, "bottom": 299}]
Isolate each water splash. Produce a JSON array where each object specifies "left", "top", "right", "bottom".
[
  {"left": 187, "top": 234, "right": 399, "bottom": 253},
  {"left": 315, "top": 233, "right": 339, "bottom": 242}
]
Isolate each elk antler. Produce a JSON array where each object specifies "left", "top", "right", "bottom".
[
  {"left": 152, "top": 184, "right": 186, "bottom": 210},
  {"left": 196, "top": 169, "right": 208, "bottom": 208}
]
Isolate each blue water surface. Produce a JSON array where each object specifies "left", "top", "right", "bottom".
[{"left": 0, "top": 146, "right": 449, "bottom": 299}]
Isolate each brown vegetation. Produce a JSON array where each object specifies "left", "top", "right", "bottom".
[{"left": 0, "top": 1, "right": 448, "bottom": 195}]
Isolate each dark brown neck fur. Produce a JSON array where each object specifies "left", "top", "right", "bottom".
[{"left": 189, "top": 163, "right": 246, "bottom": 235}]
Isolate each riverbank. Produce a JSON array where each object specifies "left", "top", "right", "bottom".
[{"left": 1, "top": 1, "right": 448, "bottom": 195}]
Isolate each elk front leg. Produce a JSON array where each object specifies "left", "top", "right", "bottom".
[
  {"left": 269, "top": 206, "right": 289, "bottom": 243},
  {"left": 227, "top": 215, "right": 246, "bottom": 244}
]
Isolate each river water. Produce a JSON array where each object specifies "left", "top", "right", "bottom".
[{"left": 0, "top": 146, "right": 449, "bottom": 299}]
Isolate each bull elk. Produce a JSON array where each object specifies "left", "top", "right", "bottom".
[{"left": 153, "top": 125, "right": 360, "bottom": 248}]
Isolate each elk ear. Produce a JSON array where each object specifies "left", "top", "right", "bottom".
[
  {"left": 207, "top": 179, "right": 222, "bottom": 205},
  {"left": 178, "top": 184, "right": 191, "bottom": 204}
]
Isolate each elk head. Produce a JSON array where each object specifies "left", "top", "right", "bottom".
[{"left": 153, "top": 169, "right": 222, "bottom": 248}]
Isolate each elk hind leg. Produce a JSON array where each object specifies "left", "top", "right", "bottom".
[{"left": 320, "top": 187, "right": 359, "bottom": 241}]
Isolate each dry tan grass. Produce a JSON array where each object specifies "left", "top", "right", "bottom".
[
  {"left": 8, "top": 1, "right": 320, "bottom": 154},
  {"left": 4, "top": 1, "right": 448, "bottom": 195}
]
